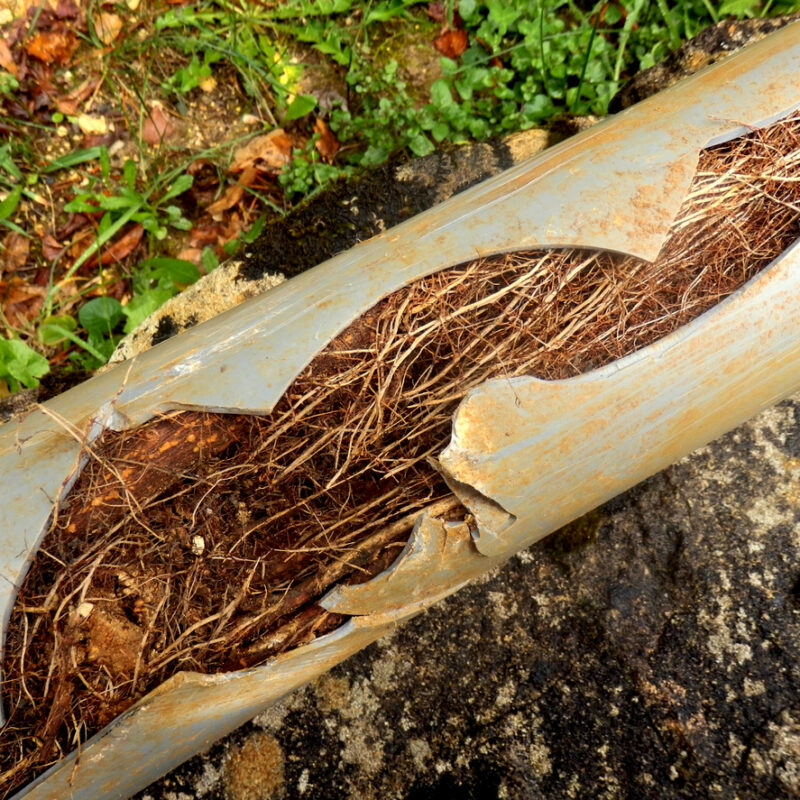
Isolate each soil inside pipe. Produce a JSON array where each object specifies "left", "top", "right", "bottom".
[{"left": 2, "top": 111, "right": 800, "bottom": 797}]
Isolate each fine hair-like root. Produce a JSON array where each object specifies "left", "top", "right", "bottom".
[{"left": 2, "top": 110, "right": 800, "bottom": 796}]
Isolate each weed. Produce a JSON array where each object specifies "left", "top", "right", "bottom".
[{"left": 0, "top": 337, "right": 49, "bottom": 393}]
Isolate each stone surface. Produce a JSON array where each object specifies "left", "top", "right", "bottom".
[{"left": 136, "top": 397, "right": 800, "bottom": 799}]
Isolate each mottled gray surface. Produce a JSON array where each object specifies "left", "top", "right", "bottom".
[{"left": 137, "top": 398, "right": 800, "bottom": 799}]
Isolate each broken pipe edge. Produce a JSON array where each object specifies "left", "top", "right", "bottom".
[{"left": 439, "top": 237, "right": 800, "bottom": 559}]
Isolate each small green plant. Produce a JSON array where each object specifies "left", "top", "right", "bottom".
[
  {"left": 63, "top": 157, "right": 193, "bottom": 243},
  {"left": 0, "top": 338, "right": 49, "bottom": 393},
  {"left": 0, "top": 143, "right": 39, "bottom": 235},
  {"left": 125, "top": 256, "right": 202, "bottom": 333},
  {"left": 38, "top": 257, "right": 204, "bottom": 371}
]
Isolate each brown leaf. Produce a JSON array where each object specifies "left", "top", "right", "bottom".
[
  {"left": 41, "top": 233, "right": 64, "bottom": 261},
  {"left": 81, "top": 132, "right": 116, "bottom": 148},
  {"left": 1, "top": 232, "right": 30, "bottom": 273},
  {"left": 188, "top": 225, "right": 219, "bottom": 248},
  {"left": 313, "top": 118, "right": 340, "bottom": 163},
  {"left": 230, "top": 130, "right": 292, "bottom": 174},
  {"left": 0, "top": 277, "right": 45, "bottom": 327},
  {"left": 95, "top": 11, "right": 123, "bottom": 45},
  {"left": 0, "top": 38, "right": 18, "bottom": 78},
  {"left": 426, "top": 2, "right": 446, "bottom": 22},
  {"left": 53, "top": 0, "right": 80, "bottom": 20},
  {"left": 205, "top": 166, "right": 258, "bottom": 218},
  {"left": 434, "top": 27, "right": 467, "bottom": 59},
  {"left": 428, "top": 4, "right": 462, "bottom": 27},
  {"left": 206, "top": 183, "right": 245, "bottom": 218},
  {"left": 56, "top": 76, "right": 101, "bottom": 116},
  {"left": 25, "top": 30, "right": 78, "bottom": 65},
  {"left": 176, "top": 247, "right": 203, "bottom": 267},
  {"left": 57, "top": 213, "right": 93, "bottom": 240},
  {"left": 84, "top": 224, "right": 144, "bottom": 267},
  {"left": 33, "top": 265, "right": 51, "bottom": 286},
  {"left": 189, "top": 215, "right": 244, "bottom": 249},
  {"left": 142, "top": 103, "right": 175, "bottom": 147}
]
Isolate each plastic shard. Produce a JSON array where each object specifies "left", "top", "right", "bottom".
[
  {"left": 438, "top": 239, "right": 800, "bottom": 558},
  {"left": 321, "top": 510, "right": 493, "bottom": 617}
]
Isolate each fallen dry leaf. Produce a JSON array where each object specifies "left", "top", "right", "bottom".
[
  {"left": 53, "top": 0, "right": 79, "bottom": 20},
  {"left": 81, "top": 132, "right": 116, "bottom": 148},
  {"left": 0, "top": 277, "right": 45, "bottom": 327},
  {"left": 313, "top": 117, "right": 340, "bottom": 163},
  {"left": 426, "top": 1, "right": 446, "bottom": 22},
  {"left": 1, "top": 232, "right": 30, "bottom": 273},
  {"left": 206, "top": 165, "right": 258, "bottom": 217},
  {"left": 41, "top": 233, "right": 64, "bottom": 261},
  {"left": 76, "top": 113, "right": 108, "bottom": 135},
  {"left": 25, "top": 30, "right": 78, "bottom": 65},
  {"left": 230, "top": 130, "right": 292, "bottom": 174},
  {"left": 0, "top": 38, "right": 17, "bottom": 77},
  {"left": 189, "top": 215, "right": 244, "bottom": 249},
  {"left": 57, "top": 212, "right": 93, "bottom": 240},
  {"left": 434, "top": 27, "right": 467, "bottom": 58},
  {"left": 95, "top": 11, "right": 122, "bottom": 45},
  {"left": 32, "top": 265, "right": 50, "bottom": 287},
  {"left": 176, "top": 247, "right": 203, "bottom": 267},
  {"left": 84, "top": 224, "right": 144, "bottom": 268},
  {"left": 142, "top": 102, "right": 175, "bottom": 146}
]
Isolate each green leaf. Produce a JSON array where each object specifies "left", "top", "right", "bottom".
[
  {"left": 99, "top": 146, "right": 110, "bottom": 180},
  {"left": 79, "top": 297, "right": 124, "bottom": 337},
  {"left": 122, "top": 289, "right": 174, "bottom": 334},
  {"left": 97, "top": 194, "right": 139, "bottom": 211},
  {"left": 431, "top": 121, "right": 450, "bottom": 142},
  {"left": 0, "top": 217, "right": 26, "bottom": 235},
  {"left": 284, "top": 95, "right": 318, "bottom": 122},
  {"left": 43, "top": 147, "right": 105, "bottom": 173},
  {"left": 141, "top": 257, "right": 201, "bottom": 287},
  {"left": 604, "top": 4, "right": 622, "bottom": 25},
  {"left": 201, "top": 247, "right": 219, "bottom": 272},
  {"left": 38, "top": 314, "right": 77, "bottom": 346},
  {"left": 408, "top": 133, "right": 434, "bottom": 157},
  {"left": 123, "top": 160, "right": 138, "bottom": 191},
  {"left": 64, "top": 197, "right": 100, "bottom": 213},
  {"left": 0, "top": 339, "right": 49, "bottom": 392},
  {"left": 240, "top": 215, "right": 266, "bottom": 244},
  {"left": 0, "top": 145, "right": 23, "bottom": 180},
  {"left": 0, "top": 185, "right": 22, "bottom": 220},
  {"left": 718, "top": 0, "right": 760, "bottom": 13},
  {"left": 161, "top": 174, "right": 194, "bottom": 203},
  {"left": 430, "top": 80, "right": 455, "bottom": 110},
  {"left": 459, "top": 0, "right": 477, "bottom": 20}
]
